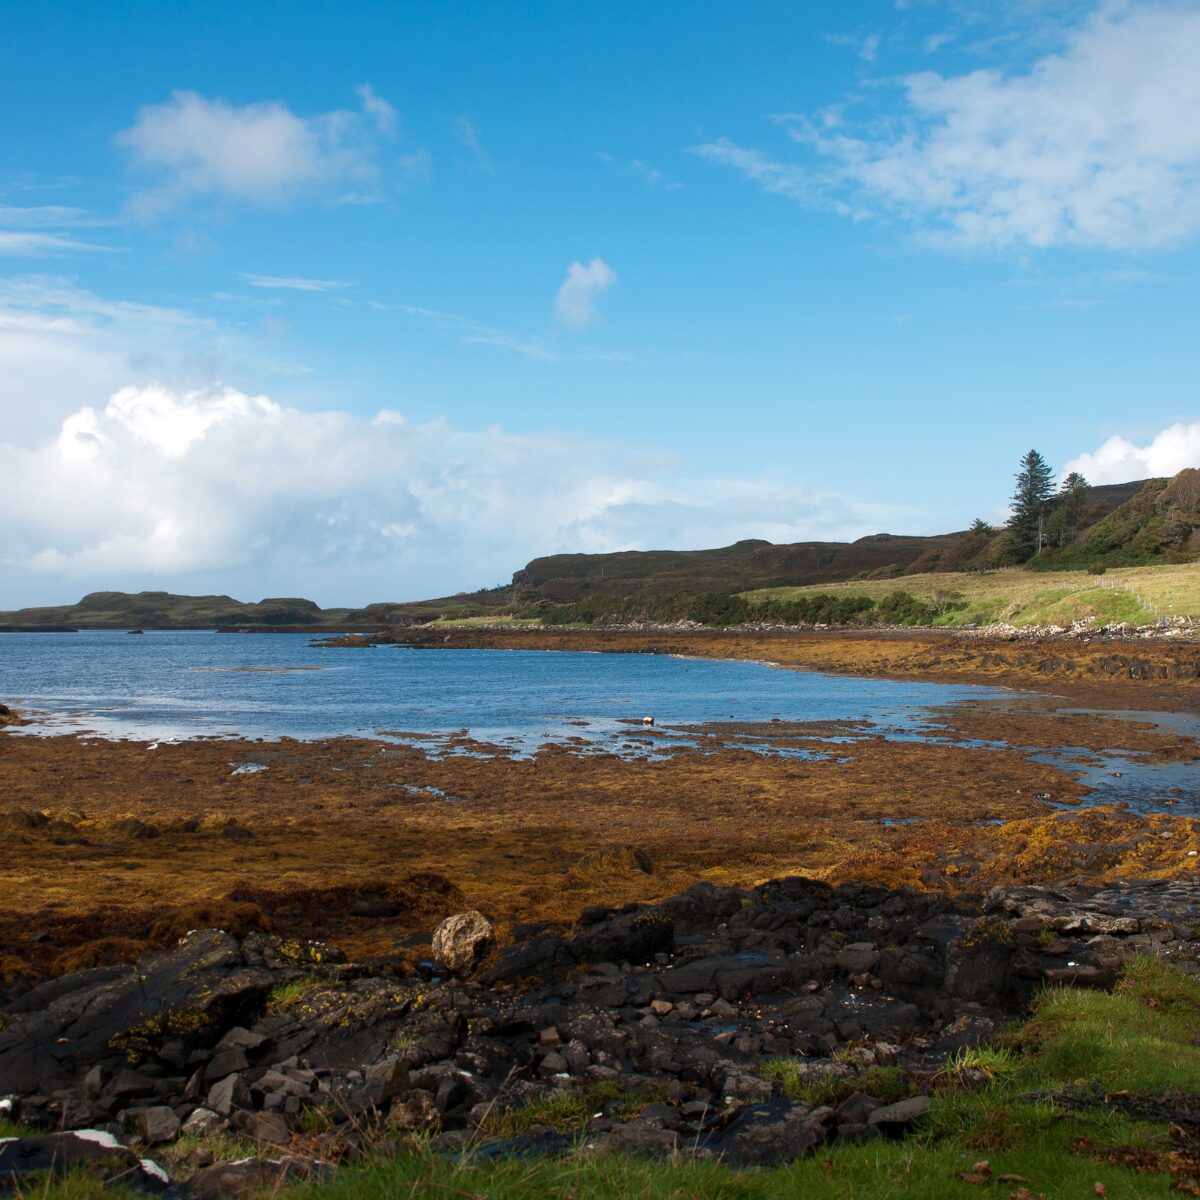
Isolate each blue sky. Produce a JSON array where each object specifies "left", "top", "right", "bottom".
[{"left": 3, "top": 0, "right": 1199, "bottom": 606}]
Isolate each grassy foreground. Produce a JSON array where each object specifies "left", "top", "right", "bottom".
[
  {"left": 747, "top": 561, "right": 1200, "bottom": 628},
  {"left": 19, "top": 955, "right": 1200, "bottom": 1199}
]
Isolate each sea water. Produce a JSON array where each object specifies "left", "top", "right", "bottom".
[{"left": 1, "top": 630, "right": 1197, "bottom": 815}]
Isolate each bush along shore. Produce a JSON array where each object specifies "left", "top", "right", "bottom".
[{"left": 5, "top": 875, "right": 1200, "bottom": 1197}]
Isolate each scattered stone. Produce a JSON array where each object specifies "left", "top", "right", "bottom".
[
  {"left": 243, "top": 1110, "right": 290, "bottom": 1147},
  {"left": 207, "top": 1074, "right": 251, "bottom": 1117},
  {"left": 187, "top": 1157, "right": 327, "bottom": 1199},
  {"left": 137, "top": 1105, "right": 180, "bottom": 1145},
  {"left": 181, "top": 1107, "right": 222, "bottom": 1136},
  {"left": 431, "top": 911, "right": 495, "bottom": 974},
  {"left": 868, "top": 1095, "right": 933, "bottom": 1135}
]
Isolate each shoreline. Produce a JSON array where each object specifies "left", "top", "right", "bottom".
[
  {"left": 2, "top": 703, "right": 1197, "bottom": 984},
  {"left": 5, "top": 625, "right": 1200, "bottom": 1192},
  {"left": 319, "top": 624, "right": 1200, "bottom": 712}
]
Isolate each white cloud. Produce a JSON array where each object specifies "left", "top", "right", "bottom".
[
  {"left": 598, "top": 153, "right": 683, "bottom": 190},
  {"left": 242, "top": 274, "right": 352, "bottom": 292},
  {"left": 392, "top": 303, "right": 554, "bottom": 360},
  {"left": 555, "top": 258, "right": 617, "bottom": 328},
  {"left": 397, "top": 149, "right": 433, "bottom": 183},
  {"left": 0, "top": 205, "right": 114, "bottom": 256},
  {"left": 453, "top": 116, "right": 489, "bottom": 165},
  {"left": 0, "top": 383, "right": 897, "bottom": 604},
  {"left": 691, "top": 140, "right": 814, "bottom": 202},
  {"left": 0, "top": 231, "right": 113, "bottom": 256},
  {"left": 697, "top": 3, "right": 1200, "bottom": 250},
  {"left": 0, "top": 205, "right": 109, "bottom": 228},
  {"left": 1064, "top": 421, "right": 1200, "bottom": 484},
  {"left": 0, "top": 275, "right": 288, "bottom": 446},
  {"left": 355, "top": 83, "right": 398, "bottom": 135},
  {"left": 117, "top": 87, "right": 401, "bottom": 213}
]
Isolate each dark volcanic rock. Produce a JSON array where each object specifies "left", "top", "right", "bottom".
[
  {"left": 3, "top": 873, "right": 1198, "bottom": 1168},
  {"left": 0, "top": 1130, "right": 167, "bottom": 1191},
  {"left": 712, "top": 1098, "right": 824, "bottom": 1165},
  {"left": 0, "top": 930, "right": 275, "bottom": 1095}
]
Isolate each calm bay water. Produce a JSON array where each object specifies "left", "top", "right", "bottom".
[
  {"left": 0, "top": 630, "right": 1007, "bottom": 745},
  {"left": 1, "top": 630, "right": 1197, "bottom": 814}
]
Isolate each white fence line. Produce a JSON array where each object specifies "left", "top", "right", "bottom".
[{"left": 1096, "top": 575, "right": 1161, "bottom": 619}]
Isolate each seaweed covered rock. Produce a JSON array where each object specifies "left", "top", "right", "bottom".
[{"left": 0, "top": 930, "right": 276, "bottom": 1094}]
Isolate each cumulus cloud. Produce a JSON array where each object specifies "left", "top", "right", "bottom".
[
  {"left": 0, "top": 275, "right": 291, "bottom": 446},
  {"left": 1064, "top": 421, "right": 1200, "bottom": 484},
  {"left": 697, "top": 3, "right": 1200, "bottom": 250},
  {"left": 0, "top": 383, "right": 897, "bottom": 603},
  {"left": 555, "top": 258, "right": 617, "bottom": 328},
  {"left": 117, "top": 86, "right": 402, "bottom": 213}
]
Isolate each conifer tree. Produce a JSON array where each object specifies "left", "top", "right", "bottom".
[
  {"left": 1057, "top": 471, "right": 1090, "bottom": 546},
  {"left": 1009, "top": 449, "right": 1055, "bottom": 558}
]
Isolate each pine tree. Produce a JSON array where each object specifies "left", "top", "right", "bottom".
[
  {"left": 1057, "top": 471, "right": 1090, "bottom": 546},
  {"left": 1009, "top": 449, "right": 1055, "bottom": 558}
]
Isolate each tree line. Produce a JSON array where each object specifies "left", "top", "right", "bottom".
[{"left": 971, "top": 449, "right": 1090, "bottom": 563}]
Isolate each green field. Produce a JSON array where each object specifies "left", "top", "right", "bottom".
[{"left": 745, "top": 562, "right": 1200, "bottom": 628}]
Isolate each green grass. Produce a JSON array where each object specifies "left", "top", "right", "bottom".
[
  {"left": 10, "top": 1175, "right": 126, "bottom": 1200},
  {"left": 267, "top": 975, "right": 322, "bottom": 1013},
  {"left": 427, "top": 616, "right": 542, "bottom": 628},
  {"left": 761, "top": 1062, "right": 910, "bottom": 1108},
  {"left": 745, "top": 561, "right": 1200, "bottom": 628},
  {"left": 15, "top": 956, "right": 1200, "bottom": 1199},
  {"left": 936, "top": 1046, "right": 1020, "bottom": 1087},
  {"left": 480, "top": 1082, "right": 667, "bottom": 1138}
]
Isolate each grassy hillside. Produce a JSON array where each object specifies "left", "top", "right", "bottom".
[
  {"left": 746, "top": 562, "right": 1200, "bottom": 627},
  {"left": 515, "top": 480, "right": 1148, "bottom": 603},
  {"left": 514, "top": 534, "right": 965, "bottom": 601}
]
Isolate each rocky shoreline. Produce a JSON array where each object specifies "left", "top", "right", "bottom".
[{"left": 4, "top": 873, "right": 1199, "bottom": 1194}]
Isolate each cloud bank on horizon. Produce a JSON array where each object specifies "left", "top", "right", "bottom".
[{"left": 0, "top": 383, "right": 897, "bottom": 606}]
